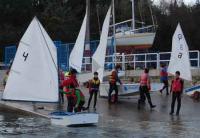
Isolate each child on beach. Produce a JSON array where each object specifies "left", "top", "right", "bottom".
[{"left": 86, "top": 72, "right": 100, "bottom": 110}]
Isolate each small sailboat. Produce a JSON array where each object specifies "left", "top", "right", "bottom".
[
  {"left": 2, "top": 17, "right": 58, "bottom": 102},
  {"left": 168, "top": 23, "right": 200, "bottom": 96},
  {"left": 2, "top": 17, "right": 98, "bottom": 126},
  {"left": 52, "top": 9, "right": 99, "bottom": 126},
  {"left": 168, "top": 23, "right": 192, "bottom": 81},
  {"left": 50, "top": 111, "right": 99, "bottom": 126}
]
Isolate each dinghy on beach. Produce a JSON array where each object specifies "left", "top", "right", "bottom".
[
  {"left": 185, "top": 85, "right": 200, "bottom": 96},
  {"left": 2, "top": 16, "right": 98, "bottom": 126},
  {"left": 51, "top": 8, "right": 99, "bottom": 126},
  {"left": 99, "top": 83, "right": 163, "bottom": 97},
  {"left": 50, "top": 112, "right": 99, "bottom": 126}
]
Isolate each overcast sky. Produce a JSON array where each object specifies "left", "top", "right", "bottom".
[{"left": 154, "top": 0, "right": 196, "bottom": 5}]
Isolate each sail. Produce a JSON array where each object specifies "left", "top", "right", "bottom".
[
  {"left": 92, "top": 7, "right": 111, "bottom": 82},
  {"left": 69, "top": 10, "right": 87, "bottom": 73},
  {"left": 168, "top": 23, "right": 192, "bottom": 81},
  {"left": 3, "top": 17, "right": 59, "bottom": 102}
]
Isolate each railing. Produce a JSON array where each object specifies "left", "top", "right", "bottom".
[
  {"left": 109, "top": 19, "right": 156, "bottom": 37},
  {"left": 82, "top": 50, "right": 200, "bottom": 72}
]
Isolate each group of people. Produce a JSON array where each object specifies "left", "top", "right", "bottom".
[
  {"left": 137, "top": 63, "right": 184, "bottom": 116},
  {"left": 160, "top": 63, "right": 184, "bottom": 115},
  {"left": 3, "top": 61, "right": 185, "bottom": 115},
  {"left": 59, "top": 68, "right": 101, "bottom": 112},
  {"left": 58, "top": 64, "right": 185, "bottom": 115}
]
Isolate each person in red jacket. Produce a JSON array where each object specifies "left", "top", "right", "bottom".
[
  {"left": 62, "top": 68, "right": 79, "bottom": 112},
  {"left": 138, "top": 68, "right": 156, "bottom": 109},
  {"left": 169, "top": 71, "right": 184, "bottom": 116}
]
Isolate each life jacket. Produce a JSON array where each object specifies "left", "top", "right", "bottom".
[
  {"left": 109, "top": 70, "right": 117, "bottom": 84},
  {"left": 160, "top": 67, "right": 168, "bottom": 77},
  {"left": 62, "top": 75, "right": 79, "bottom": 98},
  {"left": 63, "top": 87, "right": 76, "bottom": 98},
  {"left": 89, "top": 78, "right": 100, "bottom": 91},
  {"left": 140, "top": 73, "right": 149, "bottom": 86},
  {"left": 62, "top": 75, "right": 79, "bottom": 89},
  {"left": 172, "top": 78, "right": 183, "bottom": 92}
]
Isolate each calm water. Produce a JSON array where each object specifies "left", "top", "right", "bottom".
[{"left": 1, "top": 93, "right": 200, "bottom": 138}]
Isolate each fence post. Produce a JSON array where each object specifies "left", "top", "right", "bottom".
[
  {"left": 134, "top": 54, "right": 136, "bottom": 70},
  {"left": 145, "top": 53, "right": 147, "bottom": 68},
  {"left": 157, "top": 53, "right": 160, "bottom": 70},
  {"left": 122, "top": 53, "right": 125, "bottom": 71}
]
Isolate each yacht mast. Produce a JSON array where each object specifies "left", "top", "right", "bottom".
[
  {"left": 85, "top": 0, "right": 90, "bottom": 69},
  {"left": 131, "top": 0, "right": 135, "bottom": 31}
]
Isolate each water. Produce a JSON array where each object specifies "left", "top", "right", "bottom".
[{"left": 1, "top": 93, "right": 200, "bottom": 138}]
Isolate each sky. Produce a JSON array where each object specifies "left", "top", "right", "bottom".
[{"left": 154, "top": 0, "right": 196, "bottom": 5}]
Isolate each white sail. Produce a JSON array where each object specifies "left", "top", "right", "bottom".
[
  {"left": 92, "top": 7, "right": 111, "bottom": 82},
  {"left": 69, "top": 10, "right": 87, "bottom": 73},
  {"left": 3, "top": 17, "right": 59, "bottom": 102},
  {"left": 168, "top": 23, "right": 192, "bottom": 81}
]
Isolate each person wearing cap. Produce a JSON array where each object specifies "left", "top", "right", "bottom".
[
  {"left": 169, "top": 71, "right": 184, "bottom": 116},
  {"left": 86, "top": 72, "right": 100, "bottom": 110},
  {"left": 108, "top": 65, "right": 122, "bottom": 104}
]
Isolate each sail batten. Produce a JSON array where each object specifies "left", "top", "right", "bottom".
[
  {"left": 3, "top": 17, "right": 59, "bottom": 102},
  {"left": 168, "top": 23, "right": 192, "bottom": 81}
]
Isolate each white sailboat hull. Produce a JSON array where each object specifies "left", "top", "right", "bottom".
[
  {"left": 184, "top": 85, "right": 200, "bottom": 96},
  {"left": 108, "top": 32, "right": 156, "bottom": 47},
  {"left": 50, "top": 112, "right": 99, "bottom": 126},
  {"left": 100, "top": 83, "right": 163, "bottom": 97}
]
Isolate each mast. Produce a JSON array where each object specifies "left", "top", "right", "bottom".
[
  {"left": 131, "top": 0, "right": 135, "bottom": 31},
  {"left": 112, "top": 0, "right": 117, "bottom": 66},
  {"left": 86, "top": 0, "right": 90, "bottom": 44},
  {"left": 148, "top": 0, "right": 156, "bottom": 31},
  {"left": 85, "top": 0, "right": 90, "bottom": 70}
]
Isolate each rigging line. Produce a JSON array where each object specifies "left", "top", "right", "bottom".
[{"left": 36, "top": 17, "right": 58, "bottom": 71}]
